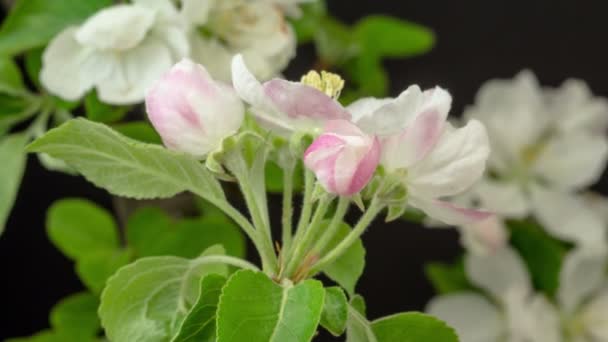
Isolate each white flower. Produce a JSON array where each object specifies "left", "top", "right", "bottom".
[
  {"left": 427, "top": 247, "right": 562, "bottom": 342},
  {"left": 350, "top": 86, "right": 492, "bottom": 225},
  {"left": 41, "top": 0, "right": 189, "bottom": 105},
  {"left": 182, "top": 0, "right": 300, "bottom": 82},
  {"left": 464, "top": 71, "right": 608, "bottom": 245},
  {"left": 145, "top": 59, "right": 244, "bottom": 158}
]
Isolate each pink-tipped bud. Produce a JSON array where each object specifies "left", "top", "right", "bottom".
[
  {"left": 146, "top": 59, "right": 244, "bottom": 157},
  {"left": 304, "top": 120, "right": 381, "bottom": 196}
]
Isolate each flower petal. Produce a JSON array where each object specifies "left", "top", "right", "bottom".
[
  {"left": 181, "top": 0, "right": 213, "bottom": 25},
  {"left": 530, "top": 185, "right": 605, "bottom": 246},
  {"left": 426, "top": 293, "right": 503, "bottom": 342},
  {"left": 581, "top": 290, "right": 608, "bottom": 340},
  {"left": 97, "top": 37, "right": 173, "bottom": 104},
  {"left": 533, "top": 132, "right": 608, "bottom": 190},
  {"left": 408, "top": 119, "right": 490, "bottom": 199},
  {"left": 75, "top": 4, "right": 155, "bottom": 50},
  {"left": 465, "top": 246, "right": 531, "bottom": 299},
  {"left": 41, "top": 28, "right": 107, "bottom": 101},
  {"left": 474, "top": 179, "right": 530, "bottom": 218},
  {"left": 558, "top": 247, "right": 608, "bottom": 314},
  {"left": 409, "top": 197, "right": 492, "bottom": 226},
  {"left": 459, "top": 215, "right": 509, "bottom": 256}
]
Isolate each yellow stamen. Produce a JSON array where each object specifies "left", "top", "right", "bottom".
[{"left": 300, "top": 70, "right": 345, "bottom": 99}]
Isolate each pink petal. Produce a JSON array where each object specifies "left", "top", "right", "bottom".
[
  {"left": 346, "top": 137, "right": 381, "bottom": 195},
  {"left": 263, "top": 79, "right": 351, "bottom": 121},
  {"left": 411, "top": 197, "right": 493, "bottom": 226}
]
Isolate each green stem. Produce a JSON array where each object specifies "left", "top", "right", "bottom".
[
  {"left": 309, "top": 196, "right": 384, "bottom": 275},
  {"left": 284, "top": 195, "right": 332, "bottom": 278},
  {"left": 286, "top": 169, "right": 315, "bottom": 258},
  {"left": 311, "top": 196, "right": 350, "bottom": 254},
  {"left": 281, "top": 166, "right": 295, "bottom": 254}
]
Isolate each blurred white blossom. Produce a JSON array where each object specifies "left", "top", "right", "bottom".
[
  {"left": 41, "top": 0, "right": 189, "bottom": 105},
  {"left": 464, "top": 71, "right": 608, "bottom": 246}
]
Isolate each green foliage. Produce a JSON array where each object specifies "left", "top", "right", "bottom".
[
  {"left": 321, "top": 222, "right": 366, "bottom": 295},
  {"left": 0, "top": 134, "right": 29, "bottom": 235},
  {"left": 290, "top": 1, "right": 327, "bottom": 44},
  {"left": 99, "top": 247, "right": 229, "bottom": 342},
  {"left": 0, "top": 0, "right": 112, "bottom": 55},
  {"left": 112, "top": 121, "right": 162, "bottom": 144},
  {"left": 216, "top": 270, "right": 325, "bottom": 342},
  {"left": 49, "top": 292, "right": 100, "bottom": 340},
  {"left": 27, "top": 118, "right": 225, "bottom": 202},
  {"left": 425, "top": 259, "right": 474, "bottom": 294},
  {"left": 172, "top": 274, "right": 227, "bottom": 342},
  {"left": 321, "top": 286, "right": 348, "bottom": 336},
  {"left": 76, "top": 249, "right": 132, "bottom": 295},
  {"left": 46, "top": 199, "right": 119, "bottom": 260},
  {"left": 0, "top": 57, "right": 26, "bottom": 95},
  {"left": 127, "top": 207, "right": 245, "bottom": 259},
  {"left": 85, "top": 90, "right": 129, "bottom": 123},
  {"left": 508, "top": 219, "right": 566, "bottom": 297},
  {"left": 371, "top": 312, "right": 459, "bottom": 342}
]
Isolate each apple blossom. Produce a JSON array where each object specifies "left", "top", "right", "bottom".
[
  {"left": 464, "top": 71, "right": 608, "bottom": 245},
  {"left": 41, "top": 0, "right": 189, "bottom": 105},
  {"left": 427, "top": 247, "right": 562, "bottom": 342},
  {"left": 146, "top": 59, "right": 244, "bottom": 157},
  {"left": 183, "top": 0, "right": 302, "bottom": 82},
  {"left": 303, "top": 120, "right": 381, "bottom": 196},
  {"left": 231, "top": 55, "right": 351, "bottom": 135},
  {"left": 348, "top": 85, "right": 491, "bottom": 225}
]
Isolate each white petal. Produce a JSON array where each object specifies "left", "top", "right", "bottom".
[
  {"left": 474, "top": 179, "right": 530, "bottom": 218},
  {"left": 75, "top": 4, "right": 155, "bottom": 50},
  {"left": 504, "top": 290, "right": 562, "bottom": 342},
  {"left": 460, "top": 215, "right": 509, "bottom": 256},
  {"left": 352, "top": 85, "right": 425, "bottom": 136},
  {"left": 134, "top": 0, "right": 180, "bottom": 22},
  {"left": 409, "top": 120, "right": 490, "bottom": 198},
  {"left": 581, "top": 290, "right": 608, "bottom": 340},
  {"left": 231, "top": 54, "right": 276, "bottom": 112},
  {"left": 558, "top": 247, "right": 608, "bottom": 314},
  {"left": 465, "top": 246, "right": 531, "bottom": 299},
  {"left": 190, "top": 36, "right": 233, "bottom": 82},
  {"left": 530, "top": 186, "right": 605, "bottom": 245},
  {"left": 409, "top": 197, "right": 492, "bottom": 226},
  {"left": 41, "top": 28, "right": 99, "bottom": 100},
  {"left": 97, "top": 38, "right": 173, "bottom": 105},
  {"left": 182, "top": 0, "right": 214, "bottom": 25},
  {"left": 426, "top": 293, "right": 503, "bottom": 342},
  {"left": 347, "top": 97, "right": 393, "bottom": 123},
  {"left": 533, "top": 132, "right": 608, "bottom": 190},
  {"left": 153, "top": 26, "right": 190, "bottom": 61}
]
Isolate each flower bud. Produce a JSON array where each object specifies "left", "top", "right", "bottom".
[
  {"left": 304, "top": 120, "right": 380, "bottom": 196},
  {"left": 146, "top": 59, "right": 244, "bottom": 157}
]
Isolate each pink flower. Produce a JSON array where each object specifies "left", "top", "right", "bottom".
[
  {"left": 231, "top": 54, "right": 350, "bottom": 135},
  {"left": 146, "top": 59, "right": 244, "bottom": 157},
  {"left": 304, "top": 120, "right": 381, "bottom": 196}
]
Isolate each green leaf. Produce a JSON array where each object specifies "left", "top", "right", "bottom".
[
  {"left": 290, "top": 1, "right": 327, "bottom": 44},
  {"left": 24, "top": 48, "right": 43, "bottom": 88},
  {"left": 46, "top": 198, "right": 119, "bottom": 260},
  {"left": 85, "top": 90, "right": 129, "bottom": 123},
  {"left": 127, "top": 207, "right": 245, "bottom": 259},
  {"left": 346, "top": 302, "right": 376, "bottom": 342},
  {"left": 0, "top": 0, "right": 112, "bottom": 55},
  {"left": 354, "top": 16, "right": 435, "bottom": 58},
  {"left": 322, "top": 222, "right": 366, "bottom": 295},
  {"left": 99, "top": 247, "right": 230, "bottom": 342},
  {"left": 344, "top": 56, "right": 388, "bottom": 97},
  {"left": 172, "top": 274, "right": 227, "bottom": 342},
  {"left": 371, "top": 312, "right": 458, "bottom": 342},
  {"left": 76, "top": 248, "right": 132, "bottom": 294},
  {"left": 27, "top": 118, "right": 225, "bottom": 202},
  {"left": 314, "top": 16, "right": 358, "bottom": 66},
  {"left": 0, "top": 57, "right": 26, "bottom": 95},
  {"left": 5, "top": 330, "right": 86, "bottom": 342},
  {"left": 350, "top": 294, "right": 367, "bottom": 316},
  {"left": 216, "top": 270, "right": 325, "bottom": 342},
  {"left": 508, "top": 219, "right": 566, "bottom": 297},
  {"left": 50, "top": 292, "right": 100, "bottom": 340},
  {"left": 425, "top": 259, "right": 474, "bottom": 294},
  {"left": 0, "top": 133, "right": 28, "bottom": 235},
  {"left": 112, "top": 121, "right": 162, "bottom": 144},
  {"left": 321, "top": 286, "right": 348, "bottom": 336}
]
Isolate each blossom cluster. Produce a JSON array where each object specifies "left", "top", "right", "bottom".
[
  {"left": 146, "top": 55, "right": 492, "bottom": 227},
  {"left": 41, "top": 0, "right": 303, "bottom": 105}
]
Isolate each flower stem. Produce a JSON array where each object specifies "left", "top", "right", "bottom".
[
  {"left": 192, "top": 254, "right": 261, "bottom": 271},
  {"left": 284, "top": 169, "right": 315, "bottom": 260},
  {"left": 283, "top": 195, "right": 332, "bottom": 279},
  {"left": 311, "top": 196, "right": 350, "bottom": 254},
  {"left": 309, "top": 196, "right": 384, "bottom": 275},
  {"left": 281, "top": 166, "right": 295, "bottom": 253}
]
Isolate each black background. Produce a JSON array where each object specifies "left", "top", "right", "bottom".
[{"left": 2, "top": 0, "right": 608, "bottom": 340}]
